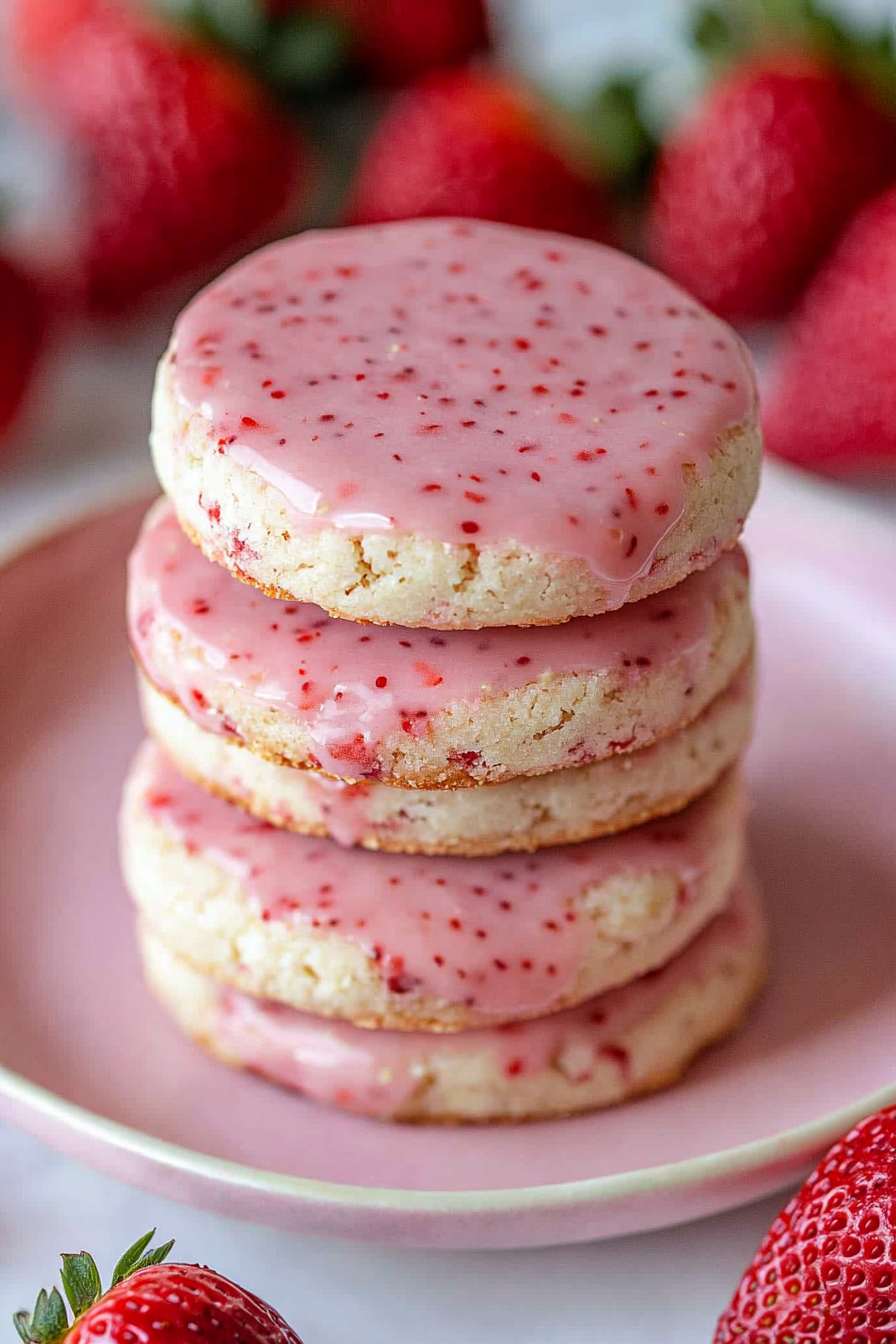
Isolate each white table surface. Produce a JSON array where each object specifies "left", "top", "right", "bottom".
[
  {"left": 0, "top": 1121, "right": 787, "bottom": 1343},
  {"left": 2, "top": 1, "right": 894, "bottom": 1334}
]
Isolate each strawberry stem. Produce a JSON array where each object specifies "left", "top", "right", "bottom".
[{"left": 14, "top": 1233, "right": 175, "bottom": 1344}]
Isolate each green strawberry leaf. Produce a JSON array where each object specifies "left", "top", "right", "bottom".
[
  {"left": 14, "top": 1232, "right": 177, "bottom": 1344},
  {"left": 111, "top": 1231, "right": 174, "bottom": 1288},
  {"left": 575, "top": 70, "right": 659, "bottom": 196},
  {"left": 59, "top": 1256, "right": 101, "bottom": 1320},
  {"left": 156, "top": 0, "right": 349, "bottom": 94},
  {"left": 110, "top": 1231, "right": 156, "bottom": 1287},
  {"left": 13, "top": 1312, "right": 35, "bottom": 1344},
  {"left": 688, "top": 0, "right": 896, "bottom": 112},
  {"left": 691, "top": 6, "right": 740, "bottom": 60},
  {"left": 26, "top": 1290, "right": 68, "bottom": 1344},
  {"left": 264, "top": 12, "right": 349, "bottom": 91},
  {"left": 191, "top": 0, "right": 267, "bottom": 54},
  {"left": 127, "top": 1242, "right": 176, "bottom": 1278}
]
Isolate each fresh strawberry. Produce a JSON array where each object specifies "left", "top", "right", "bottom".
[
  {"left": 347, "top": 68, "right": 612, "bottom": 241},
  {"left": 0, "top": 256, "right": 44, "bottom": 442},
  {"left": 649, "top": 58, "right": 896, "bottom": 321},
  {"left": 715, "top": 1104, "right": 896, "bottom": 1341},
  {"left": 763, "top": 185, "right": 896, "bottom": 477},
  {"left": 300, "top": 0, "right": 489, "bottom": 84},
  {"left": 14, "top": 1231, "right": 303, "bottom": 1344},
  {"left": 10, "top": 0, "right": 306, "bottom": 312}
]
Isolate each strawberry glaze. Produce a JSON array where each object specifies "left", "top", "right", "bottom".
[
  {"left": 192, "top": 665, "right": 754, "bottom": 851},
  {"left": 169, "top": 219, "right": 755, "bottom": 595},
  {"left": 136, "top": 743, "right": 743, "bottom": 1021},
  {"left": 129, "top": 500, "right": 748, "bottom": 781},
  {"left": 208, "top": 875, "right": 760, "bottom": 1118}
]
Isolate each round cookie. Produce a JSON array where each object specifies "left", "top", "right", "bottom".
[
  {"left": 139, "top": 873, "right": 766, "bottom": 1123},
  {"left": 129, "top": 499, "right": 753, "bottom": 788},
  {"left": 140, "top": 659, "right": 754, "bottom": 855},
  {"left": 121, "top": 742, "right": 747, "bottom": 1031},
  {"left": 152, "top": 218, "right": 761, "bottom": 629}
]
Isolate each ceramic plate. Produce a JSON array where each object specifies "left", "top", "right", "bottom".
[{"left": 0, "top": 463, "right": 894, "bottom": 1250}]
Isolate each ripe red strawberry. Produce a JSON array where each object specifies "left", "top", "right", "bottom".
[
  {"left": 649, "top": 58, "right": 896, "bottom": 322},
  {"left": 0, "top": 256, "right": 44, "bottom": 442},
  {"left": 10, "top": 0, "right": 306, "bottom": 312},
  {"left": 301, "top": 0, "right": 489, "bottom": 84},
  {"left": 14, "top": 1231, "right": 303, "bottom": 1344},
  {"left": 347, "top": 68, "right": 612, "bottom": 241},
  {"left": 763, "top": 185, "right": 896, "bottom": 477},
  {"left": 715, "top": 1104, "right": 896, "bottom": 1341}
]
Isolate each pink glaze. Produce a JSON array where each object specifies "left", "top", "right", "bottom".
[
  {"left": 135, "top": 743, "right": 741, "bottom": 1020},
  {"left": 307, "top": 775, "right": 376, "bottom": 849},
  {"left": 170, "top": 220, "right": 756, "bottom": 594},
  {"left": 212, "top": 876, "right": 760, "bottom": 1117},
  {"left": 235, "top": 666, "right": 754, "bottom": 851},
  {"left": 129, "top": 500, "right": 747, "bottom": 780}
]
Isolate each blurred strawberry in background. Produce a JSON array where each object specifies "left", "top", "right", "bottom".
[
  {"left": 348, "top": 67, "right": 613, "bottom": 241},
  {"left": 649, "top": 57, "right": 896, "bottom": 321},
  {"left": 763, "top": 186, "right": 896, "bottom": 477},
  {"left": 296, "top": 0, "right": 489, "bottom": 85},
  {"left": 635, "top": 0, "right": 896, "bottom": 480},
  {"left": 1, "top": 0, "right": 896, "bottom": 480},
  {"left": 8, "top": 0, "right": 307, "bottom": 313},
  {"left": 0, "top": 256, "right": 45, "bottom": 442}
]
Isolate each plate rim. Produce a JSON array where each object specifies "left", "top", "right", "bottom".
[
  {"left": 2, "top": 457, "right": 895, "bottom": 1222},
  {"left": 6, "top": 1064, "right": 896, "bottom": 1217}
]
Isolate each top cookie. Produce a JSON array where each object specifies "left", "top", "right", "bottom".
[{"left": 152, "top": 218, "right": 761, "bottom": 629}]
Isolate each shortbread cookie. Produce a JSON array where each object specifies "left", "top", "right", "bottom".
[
  {"left": 140, "top": 873, "right": 766, "bottom": 1123},
  {"left": 151, "top": 218, "right": 761, "bottom": 629},
  {"left": 140, "top": 660, "right": 753, "bottom": 854},
  {"left": 129, "top": 500, "right": 753, "bottom": 787},
  {"left": 121, "top": 743, "right": 746, "bottom": 1031}
]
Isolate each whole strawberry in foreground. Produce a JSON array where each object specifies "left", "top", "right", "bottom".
[
  {"left": 763, "top": 186, "right": 896, "bottom": 478},
  {"left": 715, "top": 1104, "right": 896, "bottom": 1341},
  {"left": 14, "top": 1231, "right": 303, "bottom": 1344},
  {"left": 10, "top": 0, "right": 306, "bottom": 312},
  {"left": 0, "top": 256, "right": 44, "bottom": 443},
  {"left": 649, "top": 58, "right": 896, "bottom": 322},
  {"left": 347, "top": 67, "right": 612, "bottom": 242}
]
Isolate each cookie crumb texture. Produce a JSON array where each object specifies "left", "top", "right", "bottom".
[
  {"left": 140, "top": 872, "right": 766, "bottom": 1122},
  {"left": 140, "top": 660, "right": 754, "bottom": 854},
  {"left": 121, "top": 743, "right": 746, "bottom": 1031},
  {"left": 129, "top": 500, "right": 753, "bottom": 787},
  {"left": 153, "top": 218, "right": 761, "bottom": 628}
]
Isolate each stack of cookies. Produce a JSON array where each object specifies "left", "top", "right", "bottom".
[{"left": 121, "top": 218, "right": 765, "bottom": 1123}]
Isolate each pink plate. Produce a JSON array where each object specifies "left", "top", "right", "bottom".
[{"left": 0, "top": 464, "right": 894, "bottom": 1250}]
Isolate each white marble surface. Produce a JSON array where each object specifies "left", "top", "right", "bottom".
[
  {"left": 0, "top": 1, "right": 893, "bottom": 1336},
  {"left": 0, "top": 1121, "right": 789, "bottom": 1342}
]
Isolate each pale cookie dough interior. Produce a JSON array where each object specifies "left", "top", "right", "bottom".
[
  {"left": 139, "top": 871, "right": 766, "bottom": 1123},
  {"left": 140, "top": 657, "right": 754, "bottom": 855},
  {"left": 121, "top": 742, "right": 747, "bottom": 1032},
  {"left": 129, "top": 499, "right": 754, "bottom": 787}
]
